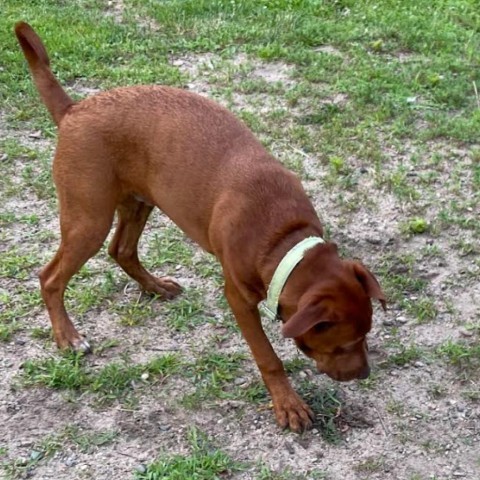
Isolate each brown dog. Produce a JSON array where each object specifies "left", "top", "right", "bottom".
[{"left": 15, "top": 22, "right": 385, "bottom": 432}]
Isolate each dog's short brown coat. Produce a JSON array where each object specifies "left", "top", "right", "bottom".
[{"left": 15, "top": 22, "right": 385, "bottom": 432}]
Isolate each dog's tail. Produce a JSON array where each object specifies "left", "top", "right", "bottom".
[{"left": 15, "top": 22, "right": 74, "bottom": 126}]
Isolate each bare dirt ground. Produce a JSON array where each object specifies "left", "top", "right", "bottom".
[{"left": 1, "top": 48, "right": 479, "bottom": 480}]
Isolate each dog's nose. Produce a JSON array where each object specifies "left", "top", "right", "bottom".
[{"left": 357, "top": 364, "right": 370, "bottom": 379}]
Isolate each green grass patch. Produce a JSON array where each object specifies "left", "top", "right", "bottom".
[
  {"left": 163, "top": 290, "right": 210, "bottom": 332},
  {"left": 0, "top": 248, "right": 40, "bottom": 280},
  {"left": 181, "top": 352, "right": 247, "bottom": 408},
  {"left": 66, "top": 267, "right": 118, "bottom": 317},
  {"left": 237, "top": 380, "right": 268, "bottom": 404},
  {"left": 402, "top": 217, "right": 430, "bottom": 235},
  {"left": 61, "top": 425, "right": 118, "bottom": 453},
  {"left": 146, "top": 226, "right": 195, "bottom": 272},
  {"left": 21, "top": 352, "right": 180, "bottom": 403},
  {"left": 297, "top": 384, "right": 343, "bottom": 444},
  {"left": 113, "top": 296, "right": 157, "bottom": 327},
  {"left": 0, "top": 425, "right": 117, "bottom": 479},
  {"left": 437, "top": 340, "right": 480, "bottom": 378},
  {"left": 30, "top": 327, "right": 52, "bottom": 340},
  {"left": 135, "top": 427, "right": 241, "bottom": 480},
  {"left": 381, "top": 344, "right": 426, "bottom": 368},
  {"left": 0, "top": 289, "right": 43, "bottom": 342},
  {"left": 403, "top": 296, "right": 438, "bottom": 324},
  {"left": 193, "top": 254, "right": 223, "bottom": 286},
  {"left": 284, "top": 357, "right": 310, "bottom": 374},
  {"left": 0, "top": 322, "right": 21, "bottom": 343},
  {"left": 256, "top": 465, "right": 328, "bottom": 480}
]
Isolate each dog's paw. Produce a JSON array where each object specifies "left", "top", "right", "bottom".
[
  {"left": 274, "top": 393, "right": 314, "bottom": 433},
  {"left": 71, "top": 337, "right": 92, "bottom": 354},
  {"left": 55, "top": 334, "right": 92, "bottom": 354},
  {"left": 145, "top": 276, "right": 182, "bottom": 300}
]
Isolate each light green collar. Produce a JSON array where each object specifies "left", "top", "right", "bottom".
[{"left": 259, "top": 236, "right": 324, "bottom": 320}]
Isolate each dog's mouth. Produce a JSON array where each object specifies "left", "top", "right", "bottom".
[{"left": 316, "top": 363, "right": 370, "bottom": 382}]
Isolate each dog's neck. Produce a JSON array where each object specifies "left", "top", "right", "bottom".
[{"left": 259, "top": 221, "right": 323, "bottom": 292}]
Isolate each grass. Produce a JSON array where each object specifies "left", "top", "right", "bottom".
[
  {"left": 402, "top": 217, "right": 430, "bottom": 235},
  {"left": 163, "top": 290, "right": 210, "bottom": 332},
  {"left": 354, "top": 455, "right": 387, "bottom": 475},
  {"left": 0, "top": 248, "right": 40, "bottom": 280},
  {"left": 403, "top": 296, "right": 438, "bottom": 323},
  {"left": 135, "top": 427, "right": 240, "bottom": 480},
  {"left": 297, "top": 384, "right": 343, "bottom": 444},
  {"left": 1, "top": 425, "right": 118, "bottom": 479},
  {"left": 181, "top": 351, "right": 247, "bottom": 408},
  {"left": 385, "top": 344, "right": 425, "bottom": 367},
  {"left": 256, "top": 466, "right": 328, "bottom": 480},
  {"left": 0, "top": 322, "right": 21, "bottom": 343},
  {"left": 112, "top": 295, "right": 157, "bottom": 327},
  {"left": 1, "top": 0, "right": 479, "bottom": 478},
  {"left": 20, "top": 348, "right": 257, "bottom": 408},
  {"left": 61, "top": 425, "right": 118, "bottom": 453},
  {"left": 0, "top": 289, "right": 43, "bottom": 342},
  {"left": 376, "top": 252, "right": 442, "bottom": 323},
  {"left": 66, "top": 267, "right": 119, "bottom": 317},
  {"left": 436, "top": 340, "right": 480, "bottom": 378},
  {"left": 146, "top": 226, "right": 195, "bottom": 272},
  {"left": 21, "top": 352, "right": 180, "bottom": 403}
]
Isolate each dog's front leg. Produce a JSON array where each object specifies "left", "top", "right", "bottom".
[{"left": 225, "top": 280, "right": 314, "bottom": 432}]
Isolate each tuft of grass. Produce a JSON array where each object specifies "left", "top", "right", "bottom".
[
  {"left": 146, "top": 226, "right": 195, "bottom": 272},
  {"left": 0, "top": 248, "right": 40, "bottom": 280},
  {"left": 403, "top": 217, "right": 430, "bottom": 235},
  {"left": 0, "top": 426, "right": 117, "bottom": 479},
  {"left": 19, "top": 148, "right": 56, "bottom": 200},
  {"left": 21, "top": 352, "right": 180, "bottom": 403},
  {"left": 381, "top": 344, "right": 425, "bottom": 368},
  {"left": 0, "top": 289, "right": 43, "bottom": 342},
  {"left": 61, "top": 425, "right": 118, "bottom": 453},
  {"left": 135, "top": 427, "right": 240, "bottom": 480},
  {"left": 66, "top": 268, "right": 118, "bottom": 317},
  {"left": 237, "top": 380, "right": 268, "bottom": 404},
  {"left": 163, "top": 290, "right": 210, "bottom": 332},
  {"left": 357, "top": 371, "right": 380, "bottom": 390},
  {"left": 0, "top": 322, "right": 21, "bottom": 343},
  {"left": 403, "top": 296, "right": 438, "bottom": 323},
  {"left": 298, "top": 384, "right": 343, "bottom": 444},
  {"left": 256, "top": 465, "right": 328, "bottom": 480},
  {"left": 354, "top": 455, "right": 388, "bottom": 475},
  {"left": 181, "top": 352, "right": 247, "bottom": 408},
  {"left": 436, "top": 340, "right": 480, "bottom": 379},
  {"left": 375, "top": 252, "right": 445, "bottom": 323},
  {"left": 284, "top": 357, "right": 310, "bottom": 374},
  {"left": 30, "top": 327, "right": 52, "bottom": 340},
  {"left": 193, "top": 254, "right": 223, "bottom": 286},
  {"left": 22, "top": 352, "right": 88, "bottom": 390},
  {"left": 113, "top": 297, "right": 156, "bottom": 327}
]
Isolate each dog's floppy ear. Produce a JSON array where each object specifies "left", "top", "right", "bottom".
[
  {"left": 282, "top": 302, "right": 330, "bottom": 338},
  {"left": 350, "top": 261, "right": 387, "bottom": 311}
]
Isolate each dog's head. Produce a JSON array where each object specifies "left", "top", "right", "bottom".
[{"left": 279, "top": 243, "right": 385, "bottom": 381}]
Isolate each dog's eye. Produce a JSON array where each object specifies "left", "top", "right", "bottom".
[
  {"left": 296, "top": 340, "right": 312, "bottom": 355},
  {"left": 313, "top": 322, "right": 333, "bottom": 333}
]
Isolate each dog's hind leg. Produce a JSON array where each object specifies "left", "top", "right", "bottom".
[
  {"left": 108, "top": 196, "right": 182, "bottom": 299},
  {"left": 39, "top": 192, "right": 116, "bottom": 351}
]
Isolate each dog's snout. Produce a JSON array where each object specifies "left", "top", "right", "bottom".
[
  {"left": 316, "top": 363, "right": 370, "bottom": 382},
  {"left": 357, "top": 364, "right": 370, "bottom": 379}
]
